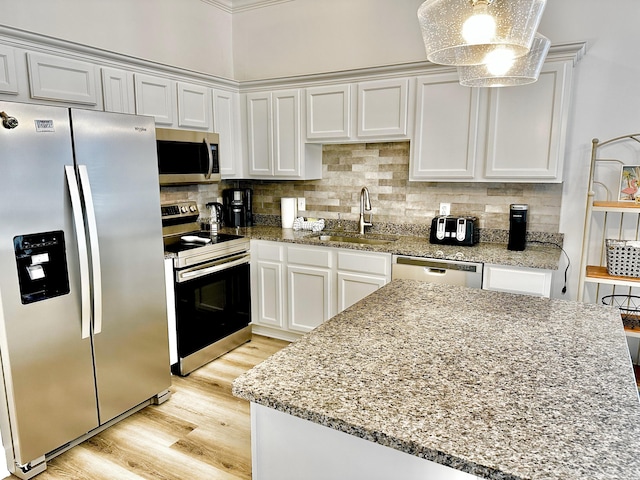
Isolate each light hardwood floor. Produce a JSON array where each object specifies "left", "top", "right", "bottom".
[{"left": 3, "top": 335, "right": 289, "bottom": 480}]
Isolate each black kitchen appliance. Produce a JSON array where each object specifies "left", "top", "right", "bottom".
[
  {"left": 508, "top": 204, "right": 528, "bottom": 251},
  {"left": 429, "top": 215, "right": 479, "bottom": 246},
  {"left": 223, "top": 188, "right": 253, "bottom": 227},
  {"left": 161, "top": 200, "right": 251, "bottom": 376}
]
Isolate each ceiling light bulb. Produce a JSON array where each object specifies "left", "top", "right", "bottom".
[
  {"left": 484, "top": 47, "right": 516, "bottom": 75},
  {"left": 462, "top": 6, "right": 496, "bottom": 45}
]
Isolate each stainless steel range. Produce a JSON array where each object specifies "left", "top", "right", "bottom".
[{"left": 162, "top": 201, "right": 251, "bottom": 376}]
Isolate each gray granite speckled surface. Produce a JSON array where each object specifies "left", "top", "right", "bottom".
[
  {"left": 222, "top": 225, "right": 562, "bottom": 270},
  {"left": 233, "top": 280, "right": 640, "bottom": 480}
]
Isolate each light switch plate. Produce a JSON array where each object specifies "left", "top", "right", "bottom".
[
  {"left": 439, "top": 203, "right": 451, "bottom": 216},
  {"left": 297, "top": 197, "right": 306, "bottom": 211}
]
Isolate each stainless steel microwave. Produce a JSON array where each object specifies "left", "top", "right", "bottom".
[{"left": 156, "top": 128, "right": 220, "bottom": 185}]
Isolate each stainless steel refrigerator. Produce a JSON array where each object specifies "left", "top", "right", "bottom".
[{"left": 0, "top": 102, "right": 171, "bottom": 478}]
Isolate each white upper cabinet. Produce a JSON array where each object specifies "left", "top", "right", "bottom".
[
  {"left": 245, "top": 88, "right": 321, "bottom": 180},
  {"left": 134, "top": 73, "right": 175, "bottom": 126},
  {"left": 27, "top": 52, "right": 99, "bottom": 106},
  {"left": 410, "top": 60, "right": 573, "bottom": 183},
  {"left": 306, "top": 79, "right": 410, "bottom": 143},
  {"left": 306, "top": 84, "right": 351, "bottom": 140},
  {"left": 246, "top": 92, "right": 273, "bottom": 175},
  {"left": 213, "top": 89, "right": 244, "bottom": 178},
  {"left": 411, "top": 72, "right": 481, "bottom": 180},
  {"left": 357, "top": 78, "right": 409, "bottom": 138},
  {"left": 0, "top": 45, "right": 18, "bottom": 95},
  {"left": 483, "top": 61, "right": 571, "bottom": 180},
  {"left": 101, "top": 67, "right": 135, "bottom": 114},
  {"left": 177, "top": 81, "right": 212, "bottom": 130}
]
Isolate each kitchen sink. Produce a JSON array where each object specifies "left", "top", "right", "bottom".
[{"left": 315, "top": 234, "right": 397, "bottom": 245}]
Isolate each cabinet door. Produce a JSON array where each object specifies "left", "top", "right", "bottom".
[
  {"left": 27, "top": 52, "right": 98, "bottom": 105},
  {"left": 0, "top": 45, "right": 18, "bottom": 94},
  {"left": 101, "top": 67, "right": 135, "bottom": 114},
  {"left": 483, "top": 61, "right": 571, "bottom": 182},
  {"left": 177, "top": 82, "right": 211, "bottom": 130},
  {"left": 246, "top": 92, "right": 273, "bottom": 175},
  {"left": 255, "top": 260, "right": 286, "bottom": 329},
  {"left": 288, "top": 265, "right": 332, "bottom": 333},
  {"left": 337, "top": 272, "right": 387, "bottom": 313},
  {"left": 134, "top": 73, "right": 175, "bottom": 126},
  {"left": 410, "top": 73, "right": 481, "bottom": 181},
  {"left": 213, "top": 89, "right": 242, "bottom": 178},
  {"left": 306, "top": 84, "right": 351, "bottom": 140},
  {"left": 357, "top": 78, "right": 409, "bottom": 138},
  {"left": 273, "top": 89, "right": 301, "bottom": 177}
]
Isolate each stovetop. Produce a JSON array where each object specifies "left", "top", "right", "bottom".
[
  {"left": 163, "top": 231, "right": 245, "bottom": 254},
  {"left": 161, "top": 201, "right": 249, "bottom": 268}
]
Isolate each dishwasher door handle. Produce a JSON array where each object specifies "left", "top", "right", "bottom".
[{"left": 424, "top": 267, "right": 446, "bottom": 275}]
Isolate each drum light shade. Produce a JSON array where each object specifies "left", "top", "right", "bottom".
[
  {"left": 457, "top": 33, "right": 550, "bottom": 87},
  {"left": 417, "top": 0, "right": 547, "bottom": 66}
]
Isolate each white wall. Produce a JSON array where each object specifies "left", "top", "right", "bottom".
[
  {"left": 232, "top": 0, "right": 427, "bottom": 80},
  {"left": 0, "top": 0, "right": 234, "bottom": 79}
]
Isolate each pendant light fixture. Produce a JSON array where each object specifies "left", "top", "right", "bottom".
[
  {"left": 457, "top": 33, "right": 550, "bottom": 87},
  {"left": 417, "top": 0, "right": 547, "bottom": 66}
]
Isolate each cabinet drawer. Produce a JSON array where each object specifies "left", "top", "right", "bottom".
[
  {"left": 287, "top": 246, "right": 332, "bottom": 268},
  {"left": 483, "top": 264, "right": 552, "bottom": 297},
  {"left": 256, "top": 242, "right": 284, "bottom": 262},
  {"left": 337, "top": 251, "right": 390, "bottom": 276}
]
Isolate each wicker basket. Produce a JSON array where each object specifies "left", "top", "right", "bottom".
[
  {"left": 602, "top": 294, "right": 640, "bottom": 329},
  {"left": 605, "top": 239, "right": 640, "bottom": 277}
]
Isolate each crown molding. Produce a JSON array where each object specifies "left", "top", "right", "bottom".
[{"left": 200, "top": 0, "right": 294, "bottom": 14}]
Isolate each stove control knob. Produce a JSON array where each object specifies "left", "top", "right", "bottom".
[
  {"left": 189, "top": 205, "right": 197, "bottom": 212},
  {"left": 181, "top": 206, "right": 188, "bottom": 213}
]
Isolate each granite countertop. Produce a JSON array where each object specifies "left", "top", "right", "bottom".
[
  {"left": 223, "top": 225, "right": 561, "bottom": 270},
  {"left": 233, "top": 280, "right": 640, "bottom": 480}
]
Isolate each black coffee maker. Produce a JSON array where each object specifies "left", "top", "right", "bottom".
[{"left": 223, "top": 188, "right": 253, "bottom": 227}]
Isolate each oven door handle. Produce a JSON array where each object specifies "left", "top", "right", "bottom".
[{"left": 176, "top": 253, "right": 250, "bottom": 283}]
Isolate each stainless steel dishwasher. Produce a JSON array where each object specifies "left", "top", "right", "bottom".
[{"left": 391, "top": 255, "right": 483, "bottom": 288}]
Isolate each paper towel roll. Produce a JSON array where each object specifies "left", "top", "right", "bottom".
[{"left": 281, "top": 198, "right": 297, "bottom": 228}]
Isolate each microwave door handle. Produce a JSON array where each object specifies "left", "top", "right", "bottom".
[
  {"left": 78, "top": 165, "right": 103, "bottom": 335},
  {"left": 65, "top": 166, "right": 91, "bottom": 339},
  {"left": 204, "top": 137, "right": 213, "bottom": 179}
]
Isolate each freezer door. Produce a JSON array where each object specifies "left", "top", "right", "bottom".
[
  {"left": 70, "top": 109, "right": 170, "bottom": 424},
  {"left": 0, "top": 102, "right": 99, "bottom": 465}
]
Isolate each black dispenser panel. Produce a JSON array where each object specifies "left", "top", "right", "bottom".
[{"left": 14, "top": 231, "right": 70, "bottom": 304}]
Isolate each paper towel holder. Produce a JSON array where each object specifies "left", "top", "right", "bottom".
[{"left": 281, "top": 197, "right": 298, "bottom": 229}]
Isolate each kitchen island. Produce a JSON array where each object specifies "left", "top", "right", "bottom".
[{"left": 233, "top": 280, "right": 640, "bottom": 479}]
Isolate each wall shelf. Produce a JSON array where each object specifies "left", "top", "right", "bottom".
[{"left": 578, "top": 134, "right": 640, "bottom": 345}]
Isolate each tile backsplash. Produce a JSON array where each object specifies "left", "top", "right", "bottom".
[{"left": 160, "top": 141, "right": 562, "bottom": 233}]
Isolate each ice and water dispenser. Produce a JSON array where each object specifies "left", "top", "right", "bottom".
[{"left": 13, "top": 231, "right": 70, "bottom": 304}]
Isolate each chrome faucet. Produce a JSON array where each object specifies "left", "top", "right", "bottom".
[{"left": 358, "top": 186, "right": 373, "bottom": 234}]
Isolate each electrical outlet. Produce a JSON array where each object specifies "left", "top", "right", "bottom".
[
  {"left": 297, "top": 197, "right": 306, "bottom": 211},
  {"left": 439, "top": 203, "right": 451, "bottom": 216}
]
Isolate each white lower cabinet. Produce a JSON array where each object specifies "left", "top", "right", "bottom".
[
  {"left": 337, "top": 249, "right": 391, "bottom": 311},
  {"left": 252, "top": 241, "right": 286, "bottom": 332},
  {"left": 482, "top": 264, "right": 552, "bottom": 298},
  {"left": 251, "top": 240, "right": 391, "bottom": 340}
]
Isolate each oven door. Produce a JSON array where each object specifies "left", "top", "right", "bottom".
[{"left": 173, "top": 252, "right": 250, "bottom": 374}]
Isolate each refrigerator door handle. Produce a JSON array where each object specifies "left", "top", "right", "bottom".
[
  {"left": 78, "top": 165, "right": 103, "bottom": 335},
  {"left": 64, "top": 165, "right": 92, "bottom": 339}
]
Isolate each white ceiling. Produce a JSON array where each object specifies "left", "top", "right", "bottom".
[{"left": 200, "top": 0, "right": 294, "bottom": 14}]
